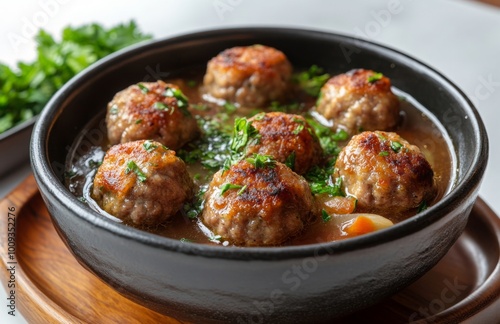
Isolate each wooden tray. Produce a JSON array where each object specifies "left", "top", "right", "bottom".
[{"left": 1, "top": 175, "right": 499, "bottom": 324}]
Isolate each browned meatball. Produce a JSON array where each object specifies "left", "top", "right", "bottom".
[
  {"left": 92, "top": 140, "right": 195, "bottom": 227},
  {"left": 246, "top": 112, "right": 323, "bottom": 174},
  {"left": 106, "top": 81, "right": 200, "bottom": 150},
  {"left": 335, "top": 131, "right": 436, "bottom": 216},
  {"left": 316, "top": 69, "right": 400, "bottom": 135},
  {"left": 201, "top": 158, "right": 316, "bottom": 246},
  {"left": 203, "top": 45, "right": 292, "bottom": 107}
]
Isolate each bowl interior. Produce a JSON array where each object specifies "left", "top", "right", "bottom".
[{"left": 34, "top": 27, "right": 487, "bottom": 255}]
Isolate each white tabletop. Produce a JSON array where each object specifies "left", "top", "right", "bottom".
[{"left": 1, "top": 0, "right": 499, "bottom": 323}]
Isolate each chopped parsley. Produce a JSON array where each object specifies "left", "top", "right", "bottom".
[
  {"left": 245, "top": 154, "right": 276, "bottom": 169},
  {"left": 305, "top": 116, "right": 341, "bottom": 156},
  {"left": 269, "top": 101, "right": 302, "bottom": 113},
  {"left": 220, "top": 183, "right": 244, "bottom": 196},
  {"left": 292, "top": 118, "right": 305, "bottom": 135},
  {"left": 87, "top": 159, "right": 101, "bottom": 169},
  {"left": 368, "top": 72, "right": 384, "bottom": 83},
  {"left": 153, "top": 101, "right": 173, "bottom": 113},
  {"left": 135, "top": 119, "right": 143, "bottom": 124},
  {"left": 292, "top": 65, "right": 330, "bottom": 97},
  {"left": 143, "top": 140, "right": 158, "bottom": 153},
  {"left": 125, "top": 160, "right": 147, "bottom": 182},
  {"left": 231, "top": 117, "right": 260, "bottom": 153},
  {"left": 164, "top": 87, "right": 189, "bottom": 113},
  {"left": 177, "top": 115, "right": 232, "bottom": 171},
  {"left": 285, "top": 151, "right": 296, "bottom": 170},
  {"left": 379, "top": 151, "right": 389, "bottom": 157},
  {"left": 223, "top": 101, "right": 238, "bottom": 115},
  {"left": 137, "top": 83, "right": 149, "bottom": 94},
  {"left": 418, "top": 201, "right": 428, "bottom": 213},
  {"left": 321, "top": 209, "right": 332, "bottom": 223},
  {"left": 390, "top": 141, "right": 403, "bottom": 153},
  {"left": 332, "top": 129, "right": 349, "bottom": 141}
]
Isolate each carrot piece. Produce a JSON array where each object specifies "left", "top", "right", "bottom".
[{"left": 345, "top": 216, "right": 375, "bottom": 236}]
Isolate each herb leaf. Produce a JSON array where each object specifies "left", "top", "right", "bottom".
[
  {"left": 321, "top": 209, "right": 332, "bottom": 223},
  {"left": 220, "top": 183, "right": 244, "bottom": 196},
  {"left": 292, "top": 65, "right": 330, "bottom": 97},
  {"left": 245, "top": 154, "right": 276, "bottom": 169},
  {"left": 230, "top": 118, "right": 260, "bottom": 153},
  {"left": 137, "top": 83, "right": 149, "bottom": 94},
  {"left": 368, "top": 72, "right": 384, "bottom": 83},
  {"left": 125, "top": 160, "right": 147, "bottom": 182},
  {"left": 390, "top": 141, "right": 403, "bottom": 153},
  {"left": 143, "top": 140, "right": 158, "bottom": 153}
]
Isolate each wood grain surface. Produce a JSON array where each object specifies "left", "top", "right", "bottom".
[{"left": 1, "top": 175, "right": 499, "bottom": 323}]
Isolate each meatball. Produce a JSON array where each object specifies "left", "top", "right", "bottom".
[
  {"left": 92, "top": 140, "right": 195, "bottom": 227},
  {"left": 201, "top": 158, "right": 316, "bottom": 246},
  {"left": 106, "top": 81, "right": 200, "bottom": 150},
  {"left": 203, "top": 45, "right": 292, "bottom": 107},
  {"left": 335, "top": 131, "right": 436, "bottom": 216},
  {"left": 245, "top": 112, "right": 323, "bottom": 174},
  {"left": 316, "top": 69, "right": 400, "bottom": 135}
]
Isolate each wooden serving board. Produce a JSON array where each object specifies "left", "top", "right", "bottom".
[{"left": 1, "top": 175, "right": 499, "bottom": 324}]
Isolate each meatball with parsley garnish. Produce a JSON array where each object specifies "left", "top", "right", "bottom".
[
  {"left": 316, "top": 69, "right": 400, "bottom": 135},
  {"left": 106, "top": 81, "right": 200, "bottom": 150},
  {"left": 335, "top": 131, "right": 436, "bottom": 217},
  {"left": 91, "top": 140, "right": 195, "bottom": 227},
  {"left": 245, "top": 112, "right": 324, "bottom": 175},
  {"left": 201, "top": 155, "right": 317, "bottom": 246},
  {"left": 203, "top": 45, "right": 292, "bottom": 108}
]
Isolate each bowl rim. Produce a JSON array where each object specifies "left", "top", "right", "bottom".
[{"left": 31, "top": 26, "right": 489, "bottom": 260}]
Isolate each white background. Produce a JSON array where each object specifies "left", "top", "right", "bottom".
[{"left": 1, "top": 0, "right": 499, "bottom": 323}]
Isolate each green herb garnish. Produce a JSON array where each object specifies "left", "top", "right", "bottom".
[
  {"left": 390, "top": 141, "right": 403, "bottom": 153},
  {"left": 87, "top": 159, "right": 101, "bottom": 169},
  {"left": 321, "top": 209, "right": 332, "bottom": 223},
  {"left": 418, "top": 201, "right": 428, "bottom": 213},
  {"left": 220, "top": 183, "right": 244, "bottom": 196},
  {"left": 245, "top": 154, "right": 276, "bottom": 169},
  {"left": 379, "top": 151, "right": 389, "bottom": 157},
  {"left": 368, "top": 72, "right": 384, "bottom": 83},
  {"left": 223, "top": 101, "right": 237, "bottom": 115},
  {"left": 187, "top": 80, "right": 197, "bottom": 88},
  {"left": 332, "top": 129, "right": 349, "bottom": 141},
  {"left": 285, "top": 151, "right": 296, "bottom": 170},
  {"left": 269, "top": 101, "right": 302, "bottom": 113},
  {"left": 230, "top": 118, "right": 260, "bottom": 153},
  {"left": 180, "top": 238, "right": 193, "bottom": 243},
  {"left": 143, "top": 140, "right": 158, "bottom": 153},
  {"left": 164, "top": 87, "right": 189, "bottom": 109},
  {"left": 153, "top": 101, "right": 173, "bottom": 113},
  {"left": 125, "top": 160, "right": 147, "bottom": 182},
  {"left": 135, "top": 119, "right": 143, "bottom": 124},
  {"left": 137, "top": 83, "right": 149, "bottom": 94},
  {"left": 292, "top": 65, "right": 330, "bottom": 97}
]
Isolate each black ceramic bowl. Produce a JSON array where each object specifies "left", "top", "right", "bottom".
[{"left": 30, "top": 28, "right": 488, "bottom": 323}]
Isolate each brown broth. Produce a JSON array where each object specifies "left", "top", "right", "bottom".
[{"left": 66, "top": 76, "right": 456, "bottom": 247}]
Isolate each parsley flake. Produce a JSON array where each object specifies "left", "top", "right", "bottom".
[
  {"left": 390, "top": 141, "right": 403, "bottom": 153},
  {"left": 220, "top": 183, "right": 244, "bottom": 196},
  {"left": 368, "top": 72, "right": 384, "bottom": 83},
  {"left": 125, "top": 160, "right": 147, "bottom": 182},
  {"left": 143, "top": 140, "right": 158, "bottom": 153},
  {"left": 321, "top": 209, "right": 332, "bottom": 223},
  {"left": 137, "top": 83, "right": 149, "bottom": 94}
]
